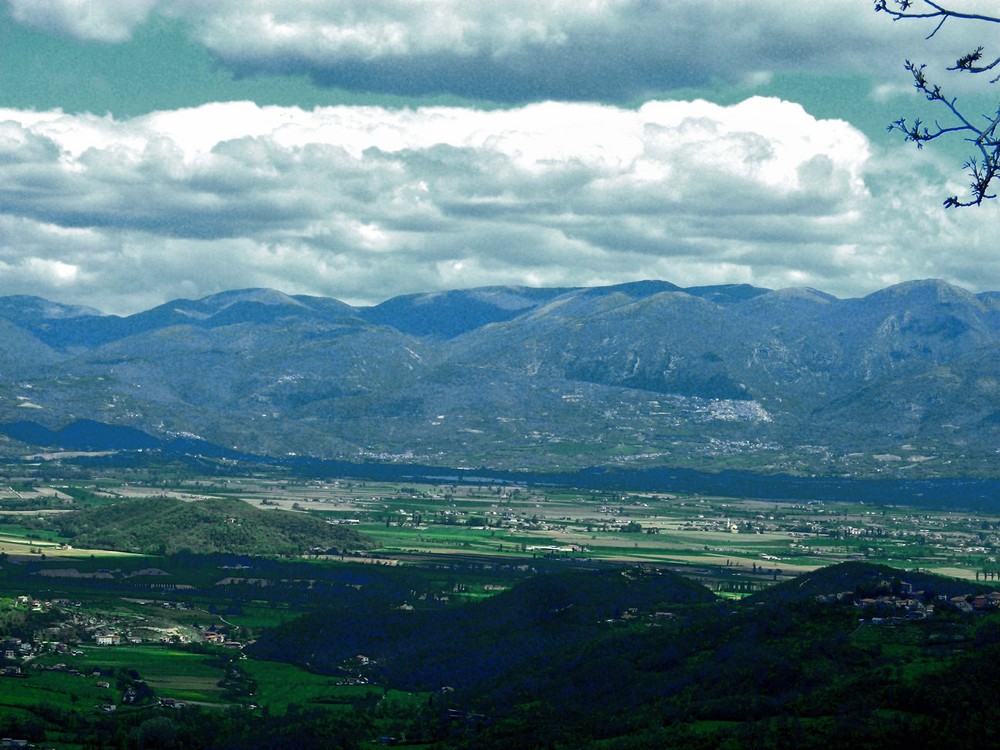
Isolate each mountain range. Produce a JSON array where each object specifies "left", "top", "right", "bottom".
[{"left": 2, "top": 278, "right": 999, "bottom": 478}]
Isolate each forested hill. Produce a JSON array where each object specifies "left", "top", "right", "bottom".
[
  {"left": 249, "top": 562, "right": 1000, "bottom": 748},
  {"left": 248, "top": 566, "right": 717, "bottom": 690},
  {"left": 43, "top": 496, "right": 371, "bottom": 556}
]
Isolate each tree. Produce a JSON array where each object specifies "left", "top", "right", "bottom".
[{"left": 876, "top": 0, "right": 1000, "bottom": 206}]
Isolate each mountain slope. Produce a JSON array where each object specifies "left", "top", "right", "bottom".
[
  {"left": 2, "top": 278, "right": 1000, "bottom": 477},
  {"left": 359, "top": 285, "right": 572, "bottom": 338}
]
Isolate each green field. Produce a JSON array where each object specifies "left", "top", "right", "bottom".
[
  {"left": 242, "top": 660, "right": 384, "bottom": 712},
  {"left": 34, "top": 646, "right": 231, "bottom": 704},
  {"left": 0, "top": 669, "right": 113, "bottom": 712}
]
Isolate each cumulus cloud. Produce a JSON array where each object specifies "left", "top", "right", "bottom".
[
  {"left": 0, "top": 97, "right": 991, "bottom": 313},
  {"left": 3, "top": 0, "right": 923, "bottom": 101},
  {"left": 2, "top": 1, "right": 996, "bottom": 314}
]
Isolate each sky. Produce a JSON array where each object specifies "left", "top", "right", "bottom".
[{"left": 0, "top": 0, "right": 999, "bottom": 314}]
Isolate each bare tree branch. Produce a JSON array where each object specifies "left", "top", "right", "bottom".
[
  {"left": 876, "top": 0, "right": 1000, "bottom": 206},
  {"left": 875, "top": 0, "right": 1000, "bottom": 31}
]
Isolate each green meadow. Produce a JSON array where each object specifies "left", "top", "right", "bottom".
[{"left": 34, "top": 646, "right": 230, "bottom": 704}]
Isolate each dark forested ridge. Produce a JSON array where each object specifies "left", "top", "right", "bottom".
[
  {"left": 3, "top": 279, "right": 1000, "bottom": 478},
  {"left": 247, "top": 561, "right": 1000, "bottom": 749},
  {"left": 248, "top": 566, "right": 716, "bottom": 690}
]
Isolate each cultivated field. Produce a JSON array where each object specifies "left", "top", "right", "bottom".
[{"left": 4, "top": 469, "right": 1000, "bottom": 590}]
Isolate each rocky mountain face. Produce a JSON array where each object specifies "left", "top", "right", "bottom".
[{"left": 2, "top": 279, "right": 1000, "bottom": 478}]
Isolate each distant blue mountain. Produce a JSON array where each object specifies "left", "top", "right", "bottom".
[{"left": 1, "top": 279, "right": 999, "bottom": 479}]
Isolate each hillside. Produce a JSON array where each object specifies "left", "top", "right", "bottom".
[
  {"left": 249, "top": 566, "right": 716, "bottom": 689},
  {"left": 246, "top": 561, "right": 1000, "bottom": 748},
  {"left": 2, "top": 279, "right": 1000, "bottom": 477},
  {"left": 44, "top": 496, "right": 372, "bottom": 556}
]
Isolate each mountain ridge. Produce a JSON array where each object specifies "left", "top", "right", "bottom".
[{"left": 2, "top": 278, "right": 999, "bottom": 478}]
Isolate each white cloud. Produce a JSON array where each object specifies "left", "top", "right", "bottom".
[
  {"left": 1, "top": 1, "right": 996, "bottom": 313},
  {"left": 870, "top": 82, "right": 910, "bottom": 104},
  {"left": 3, "top": 97, "right": 991, "bottom": 313},
  {"left": 23, "top": 256, "right": 80, "bottom": 284}
]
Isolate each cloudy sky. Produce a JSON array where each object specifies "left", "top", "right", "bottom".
[{"left": 0, "top": 0, "right": 998, "bottom": 314}]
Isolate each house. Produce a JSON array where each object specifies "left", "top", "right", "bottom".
[{"left": 95, "top": 634, "right": 120, "bottom": 646}]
